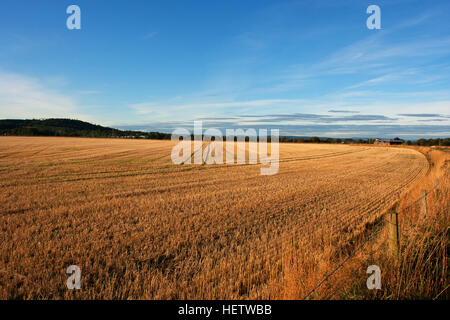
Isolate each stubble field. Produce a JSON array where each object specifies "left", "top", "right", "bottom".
[{"left": 0, "top": 136, "right": 428, "bottom": 299}]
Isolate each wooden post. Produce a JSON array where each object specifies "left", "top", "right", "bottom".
[
  {"left": 420, "top": 190, "right": 427, "bottom": 217},
  {"left": 388, "top": 210, "right": 400, "bottom": 258},
  {"left": 435, "top": 179, "right": 440, "bottom": 199}
]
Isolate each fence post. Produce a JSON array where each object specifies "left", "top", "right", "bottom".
[
  {"left": 388, "top": 210, "right": 400, "bottom": 258},
  {"left": 435, "top": 179, "right": 440, "bottom": 199},
  {"left": 420, "top": 190, "right": 427, "bottom": 217}
]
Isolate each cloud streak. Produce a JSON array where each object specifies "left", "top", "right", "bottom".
[
  {"left": 117, "top": 121, "right": 450, "bottom": 139},
  {"left": 398, "top": 113, "right": 448, "bottom": 118},
  {"left": 0, "top": 72, "right": 93, "bottom": 122}
]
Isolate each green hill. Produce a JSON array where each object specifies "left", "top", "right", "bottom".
[{"left": 0, "top": 119, "right": 171, "bottom": 139}]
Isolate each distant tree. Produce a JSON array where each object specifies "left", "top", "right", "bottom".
[{"left": 345, "top": 138, "right": 355, "bottom": 144}]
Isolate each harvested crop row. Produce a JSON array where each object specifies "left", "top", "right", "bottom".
[{"left": 0, "top": 137, "right": 427, "bottom": 299}]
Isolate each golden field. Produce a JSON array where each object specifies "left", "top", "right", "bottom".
[{"left": 0, "top": 136, "right": 446, "bottom": 299}]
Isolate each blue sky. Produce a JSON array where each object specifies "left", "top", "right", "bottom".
[{"left": 0, "top": 0, "right": 449, "bottom": 138}]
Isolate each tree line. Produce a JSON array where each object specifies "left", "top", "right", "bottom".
[
  {"left": 1, "top": 119, "right": 448, "bottom": 146},
  {"left": 0, "top": 119, "right": 171, "bottom": 140}
]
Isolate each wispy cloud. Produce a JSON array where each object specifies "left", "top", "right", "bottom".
[
  {"left": 274, "top": 8, "right": 450, "bottom": 94},
  {"left": 144, "top": 31, "right": 158, "bottom": 39},
  {"left": 116, "top": 121, "right": 450, "bottom": 139},
  {"left": 128, "top": 98, "right": 310, "bottom": 117},
  {"left": 203, "top": 113, "right": 396, "bottom": 124},
  {"left": 123, "top": 6, "right": 450, "bottom": 132},
  {"left": 398, "top": 113, "right": 449, "bottom": 118},
  {"left": 0, "top": 72, "right": 93, "bottom": 121},
  {"left": 328, "top": 110, "right": 360, "bottom": 114},
  {"left": 75, "top": 90, "right": 101, "bottom": 95}
]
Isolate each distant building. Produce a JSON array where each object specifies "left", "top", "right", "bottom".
[
  {"left": 374, "top": 138, "right": 388, "bottom": 145},
  {"left": 389, "top": 137, "right": 404, "bottom": 145},
  {"left": 374, "top": 137, "right": 404, "bottom": 145}
]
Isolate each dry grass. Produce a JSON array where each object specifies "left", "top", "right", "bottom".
[
  {"left": 379, "top": 147, "right": 449, "bottom": 299},
  {"left": 278, "top": 146, "right": 449, "bottom": 300},
  {"left": 0, "top": 136, "right": 433, "bottom": 299}
]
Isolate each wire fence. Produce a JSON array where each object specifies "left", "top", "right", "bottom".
[{"left": 301, "top": 179, "right": 442, "bottom": 300}]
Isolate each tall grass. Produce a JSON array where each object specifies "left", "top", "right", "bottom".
[
  {"left": 381, "top": 147, "right": 449, "bottom": 299},
  {"left": 278, "top": 147, "right": 448, "bottom": 300}
]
